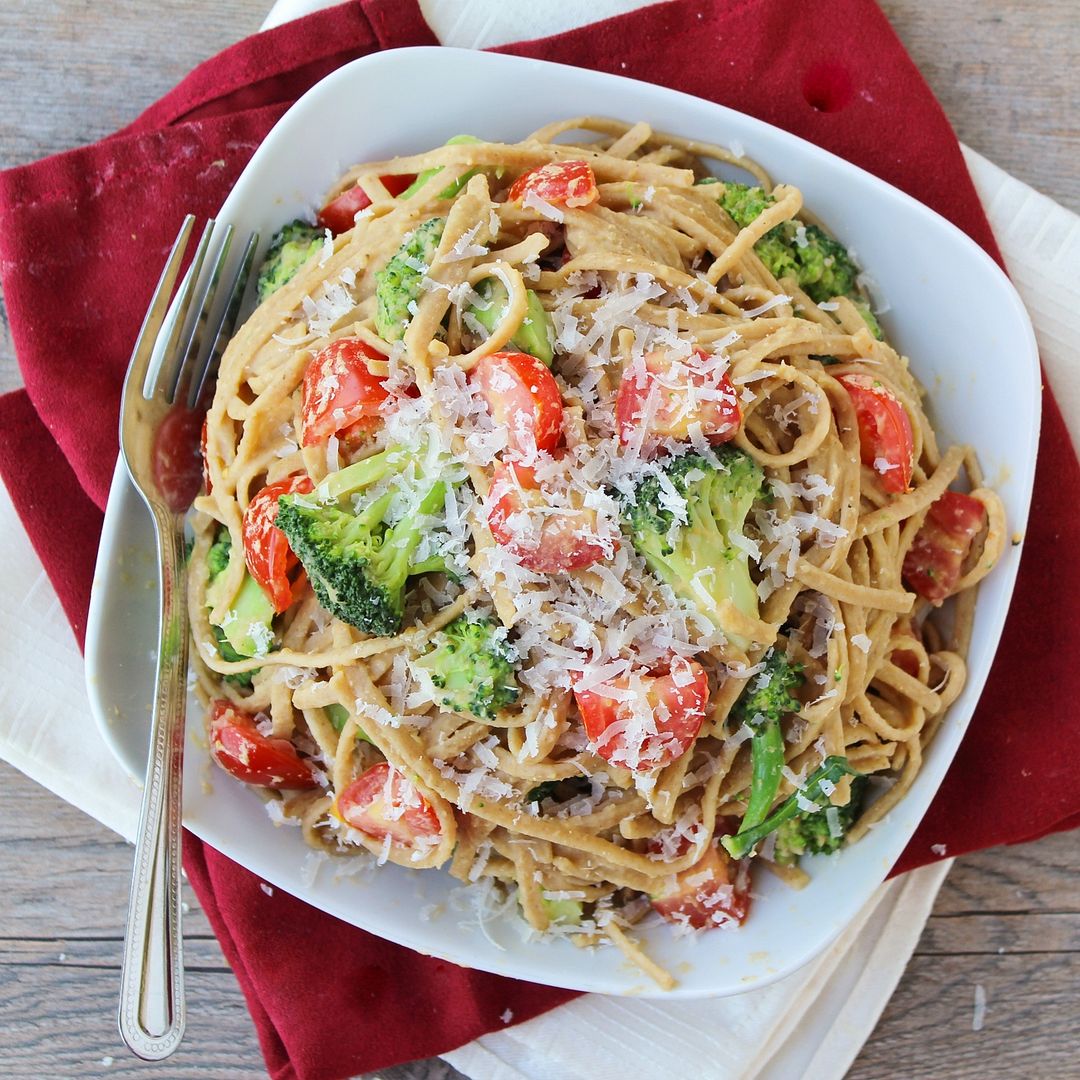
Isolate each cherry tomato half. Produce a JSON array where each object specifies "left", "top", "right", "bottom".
[
  {"left": 837, "top": 373, "right": 914, "bottom": 494},
  {"left": 473, "top": 350, "right": 564, "bottom": 456},
  {"left": 903, "top": 490, "right": 987, "bottom": 603},
  {"left": 334, "top": 762, "right": 442, "bottom": 850},
  {"left": 508, "top": 160, "right": 599, "bottom": 209},
  {"left": 573, "top": 660, "right": 709, "bottom": 773},
  {"left": 242, "top": 474, "right": 314, "bottom": 613},
  {"left": 616, "top": 349, "right": 741, "bottom": 450},
  {"left": 151, "top": 404, "right": 205, "bottom": 513},
  {"left": 317, "top": 173, "right": 418, "bottom": 234},
  {"left": 301, "top": 338, "right": 390, "bottom": 447},
  {"left": 487, "top": 459, "right": 610, "bottom": 573},
  {"left": 209, "top": 700, "right": 319, "bottom": 789},
  {"left": 649, "top": 841, "right": 751, "bottom": 930}
]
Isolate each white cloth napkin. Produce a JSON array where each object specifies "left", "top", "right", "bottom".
[{"left": 2, "top": 1, "right": 1078, "bottom": 1077}]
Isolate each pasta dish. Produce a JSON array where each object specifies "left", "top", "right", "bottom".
[{"left": 189, "top": 118, "right": 1004, "bottom": 988}]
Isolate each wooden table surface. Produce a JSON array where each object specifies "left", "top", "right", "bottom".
[{"left": 1, "top": 2, "right": 1077, "bottom": 1078}]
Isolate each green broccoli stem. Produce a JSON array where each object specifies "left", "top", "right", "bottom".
[
  {"left": 314, "top": 449, "right": 401, "bottom": 503},
  {"left": 742, "top": 719, "right": 785, "bottom": 831},
  {"left": 721, "top": 756, "right": 862, "bottom": 860},
  {"left": 393, "top": 480, "right": 448, "bottom": 562}
]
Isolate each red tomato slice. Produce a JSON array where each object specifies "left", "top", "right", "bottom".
[
  {"left": 473, "top": 350, "right": 564, "bottom": 456},
  {"left": 649, "top": 841, "right": 751, "bottom": 930},
  {"left": 317, "top": 173, "right": 418, "bottom": 234},
  {"left": 151, "top": 404, "right": 205, "bottom": 513},
  {"left": 301, "top": 338, "right": 390, "bottom": 447},
  {"left": 616, "top": 350, "right": 741, "bottom": 450},
  {"left": 837, "top": 373, "right": 914, "bottom": 494},
  {"left": 903, "top": 490, "right": 987, "bottom": 603},
  {"left": 209, "top": 700, "right": 319, "bottom": 789},
  {"left": 508, "top": 160, "right": 599, "bottom": 209},
  {"left": 487, "top": 459, "right": 610, "bottom": 573},
  {"left": 242, "top": 474, "right": 314, "bottom": 613},
  {"left": 573, "top": 660, "right": 709, "bottom": 773},
  {"left": 334, "top": 762, "right": 442, "bottom": 850}
]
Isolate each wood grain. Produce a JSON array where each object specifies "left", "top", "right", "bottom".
[{"left": 0, "top": 2, "right": 1078, "bottom": 1078}]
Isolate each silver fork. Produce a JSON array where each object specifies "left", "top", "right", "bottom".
[{"left": 116, "top": 215, "right": 258, "bottom": 1060}]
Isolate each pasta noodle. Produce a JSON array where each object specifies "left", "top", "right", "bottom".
[{"left": 188, "top": 118, "right": 1004, "bottom": 988}]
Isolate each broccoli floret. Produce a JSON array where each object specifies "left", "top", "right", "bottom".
[
  {"left": 785, "top": 224, "right": 858, "bottom": 303},
  {"left": 700, "top": 181, "right": 865, "bottom": 307},
  {"left": 715, "top": 180, "right": 777, "bottom": 230},
  {"left": 256, "top": 219, "right": 323, "bottom": 302},
  {"left": 730, "top": 649, "right": 804, "bottom": 830},
  {"left": 731, "top": 648, "right": 804, "bottom": 728},
  {"left": 412, "top": 614, "right": 519, "bottom": 720},
  {"left": 721, "top": 756, "right": 864, "bottom": 859},
  {"left": 773, "top": 774, "right": 869, "bottom": 864},
  {"left": 753, "top": 221, "right": 859, "bottom": 303},
  {"left": 207, "top": 529, "right": 231, "bottom": 578},
  {"left": 621, "top": 447, "right": 766, "bottom": 644},
  {"left": 275, "top": 446, "right": 455, "bottom": 637},
  {"left": 374, "top": 217, "right": 445, "bottom": 342}
]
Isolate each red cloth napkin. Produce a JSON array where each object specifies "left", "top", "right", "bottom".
[{"left": 1, "top": 0, "right": 1078, "bottom": 1075}]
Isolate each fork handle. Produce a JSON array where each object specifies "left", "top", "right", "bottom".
[{"left": 118, "top": 510, "right": 188, "bottom": 1059}]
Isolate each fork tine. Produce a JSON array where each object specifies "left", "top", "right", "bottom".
[
  {"left": 124, "top": 215, "right": 195, "bottom": 402},
  {"left": 167, "top": 223, "right": 234, "bottom": 405},
  {"left": 187, "top": 230, "right": 260, "bottom": 410},
  {"left": 147, "top": 218, "right": 215, "bottom": 403}
]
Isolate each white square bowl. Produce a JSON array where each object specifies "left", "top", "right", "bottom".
[{"left": 85, "top": 46, "right": 1040, "bottom": 997}]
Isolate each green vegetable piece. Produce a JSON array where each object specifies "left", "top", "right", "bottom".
[
  {"left": 716, "top": 180, "right": 777, "bottom": 230},
  {"left": 467, "top": 277, "right": 556, "bottom": 366},
  {"left": 374, "top": 217, "right": 446, "bottom": 342},
  {"left": 524, "top": 776, "right": 592, "bottom": 804},
  {"left": 412, "top": 613, "right": 519, "bottom": 721},
  {"left": 216, "top": 573, "right": 276, "bottom": 661},
  {"left": 325, "top": 703, "right": 350, "bottom": 731},
  {"left": 852, "top": 299, "right": 884, "bottom": 340},
  {"left": 206, "top": 529, "right": 231, "bottom": 579},
  {"left": 731, "top": 649, "right": 804, "bottom": 831},
  {"left": 275, "top": 445, "right": 457, "bottom": 636},
  {"left": 209, "top": 626, "right": 255, "bottom": 688},
  {"left": 324, "top": 703, "right": 374, "bottom": 744},
  {"left": 620, "top": 447, "right": 766, "bottom": 648},
  {"left": 721, "top": 756, "right": 864, "bottom": 860},
  {"left": 204, "top": 527, "right": 273, "bottom": 683},
  {"left": 542, "top": 896, "right": 584, "bottom": 926},
  {"left": 398, "top": 135, "right": 484, "bottom": 201},
  {"left": 773, "top": 774, "right": 869, "bottom": 865},
  {"left": 700, "top": 181, "right": 867, "bottom": 307},
  {"left": 256, "top": 219, "right": 323, "bottom": 303}
]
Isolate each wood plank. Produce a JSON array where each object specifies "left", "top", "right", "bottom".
[
  {"left": 878, "top": 0, "right": 1080, "bottom": 213},
  {"left": 0, "top": 936, "right": 228, "bottom": 972},
  {"left": 933, "top": 831, "right": 1080, "bottom": 915},
  {"left": 847, "top": 953, "right": 1080, "bottom": 1079},
  {"left": 0, "top": 965, "right": 265, "bottom": 1078},
  {"left": 0, "top": 762, "right": 215, "bottom": 940},
  {"left": 918, "top": 912, "right": 1080, "bottom": 956}
]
